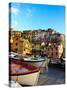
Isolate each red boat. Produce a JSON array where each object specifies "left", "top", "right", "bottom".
[{"left": 9, "top": 59, "right": 40, "bottom": 86}]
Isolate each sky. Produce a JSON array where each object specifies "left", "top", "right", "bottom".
[{"left": 9, "top": 3, "right": 65, "bottom": 34}]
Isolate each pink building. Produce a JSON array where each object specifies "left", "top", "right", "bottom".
[{"left": 45, "top": 43, "right": 63, "bottom": 59}]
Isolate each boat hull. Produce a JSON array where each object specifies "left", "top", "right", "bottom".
[
  {"left": 11, "top": 71, "right": 40, "bottom": 86},
  {"left": 29, "top": 61, "right": 43, "bottom": 67},
  {"left": 23, "top": 59, "right": 50, "bottom": 73},
  {"left": 23, "top": 57, "right": 50, "bottom": 68},
  {"left": 24, "top": 60, "right": 49, "bottom": 68}
]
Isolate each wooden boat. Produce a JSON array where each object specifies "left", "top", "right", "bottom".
[
  {"left": 9, "top": 52, "right": 49, "bottom": 68},
  {"left": 23, "top": 57, "right": 50, "bottom": 73},
  {"left": 23, "top": 57, "right": 50, "bottom": 68},
  {"left": 9, "top": 59, "right": 40, "bottom": 86}
]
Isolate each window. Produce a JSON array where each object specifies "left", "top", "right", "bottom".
[
  {"left": 24, "top": 49, "right": 25, "bottom": 51},
  {"left": 16, "top": 43, "right": 18, "bottom": 46},
  {"left": 16, "top": 37, "right": 18, "bottom": 40},
  {"left": 55, "top": 47, "right": 57, "bottom": 50},
  {"left": 56, "top": 52, "right": 57, "bottom": 55}
]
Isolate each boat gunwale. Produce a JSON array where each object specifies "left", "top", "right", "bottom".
[
  {"left": 9, "top": 59, "right": 40, "bottom": 76},
  {"left": 10, "top": 57, "right": 46, "bottom": 62},
  {"left": 23, "top": 59, "right": 46, "bottom": 62},
  {"left": 9, "top": 70, "right": 40, "bottom": 76}
]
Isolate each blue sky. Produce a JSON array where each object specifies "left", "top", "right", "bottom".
[{"left": 9, "top": 3, "right": 65, "bottom": 34}]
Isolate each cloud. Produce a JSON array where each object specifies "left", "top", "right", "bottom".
[{"left": 11, "top": 7, "right": 19, "bottom": 15}]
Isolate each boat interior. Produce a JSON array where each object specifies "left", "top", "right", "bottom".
[{"left": 9, "top": 59, "right": 40, "bottom": 76}]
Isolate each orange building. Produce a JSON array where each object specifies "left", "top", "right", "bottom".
[
  {"left": 10, "top": 34, "right": 23, "bottom": 54},
  {"left": 9, "top": 28, "right": 23, "bottom": 53}
]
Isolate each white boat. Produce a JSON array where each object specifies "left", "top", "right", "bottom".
[
  {"left": 9, "top": 60, "right": 40, "bottom": 86},
  {"left": 23, "top": 56, "right": 50, "bottom": 73},
  {"left": 23, "top": 56, "right": 50, "bottom": 68},
  {"left": 9, "top": 52, "right": 23, "bottom": 60}
]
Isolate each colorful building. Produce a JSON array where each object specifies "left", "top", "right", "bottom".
[
  {"left": 22, "top": 39, "right": 32, "bottom": 55},
  {"left": 9, "top": 28, "right": 32, "bottom": 55},
  {"left": 22, "top": 30, "right": 32, "bottom": 42},
  {"left": 45, "top": 43, "right": 63, "bottom": 59},
  {"left": 9, "top": 28, "right": 65, "bottom": 58}
]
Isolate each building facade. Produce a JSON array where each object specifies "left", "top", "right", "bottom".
[
  {"left": 45, "top": 43, "right": 63, "bottom": 59},
  {"left": 9, "top": 28, "right": 65, "bottom": 58},
  {"left": 9, "top": 28, "right": 32, "bottom": 55}
]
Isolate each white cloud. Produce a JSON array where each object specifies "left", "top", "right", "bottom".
[{"left": 11, "top": 7, "right": 19, "bottom": 15}]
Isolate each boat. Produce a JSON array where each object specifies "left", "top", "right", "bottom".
[
  {"left": 9, "top": 52, "right": 50, "bottom": 71},
  {"left": 9, "top": 52, "right": 49, "bottom": 68},
  {"left": 23, "top": 56, "right": 50, "bottom": 68},
  {"left": 9, "top": 52, "right": 22, "bottom": 60},
  {"left": 9, "top": 80, "right": 22, "bottom": 87},
  {"left": 9, "top": 59, "right": 40, "bottom": 86}
]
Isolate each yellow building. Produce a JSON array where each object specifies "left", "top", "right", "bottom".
[
  {"left": 22, "top": 31, "right": 32, "bottom": 42},
  {"left": 9, "top": 29, "right": 32, "bottom": 55},
  {"left": 22, "top": 39, "right": 32, "bottom": 55},
  {"left": 9, "top": 28, "right": 22, "bottom": 37}
]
